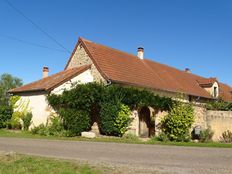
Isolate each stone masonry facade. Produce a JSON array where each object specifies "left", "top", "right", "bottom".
[
  {"left": 66, "top": 42, "right": 232, "bottom": 141},
  {"left": 66, "top": 44, "right": 106, "bottom": 83}
]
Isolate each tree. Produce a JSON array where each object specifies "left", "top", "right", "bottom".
[{"left": 0, "top": 73, "right": 23, "bottom": 105}]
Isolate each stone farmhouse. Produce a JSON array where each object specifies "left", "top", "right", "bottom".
[{"left": 10, "top": 37, "right": 232, "bottom": 139}]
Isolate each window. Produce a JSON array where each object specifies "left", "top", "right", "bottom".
[{"left": 213, "top": 87, "right": 218, "bottom": 98}]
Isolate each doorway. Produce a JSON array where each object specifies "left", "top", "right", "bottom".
[{"left": 139, "top": 107, "right": 151, "bottom": 138}]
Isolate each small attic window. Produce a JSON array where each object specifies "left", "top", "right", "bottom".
[{"left": 213, "top": 86, "right": 218, "bottom": 98}]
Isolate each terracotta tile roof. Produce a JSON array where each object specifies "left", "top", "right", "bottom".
[
  {"left": 196, "top": 77, "right": 217, "bottom": 87},
  {"left": 9, "top": 65, "right": 91, "bottom": 93},
  {"left": 219, "top": 83, "right": 232, "bottom": 102},
  {"left": 72, "top": 37, "right": 232, "bottom": 101}
]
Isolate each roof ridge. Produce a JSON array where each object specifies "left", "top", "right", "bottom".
[
  {"left": 80, "top": 37, "right": 215, "bottom": 82},
  {"left": 80, "top": 37, "right": 145, "bottom": 61}
]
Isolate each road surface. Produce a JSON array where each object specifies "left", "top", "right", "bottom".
[{"left": 0, "top": 137, "right": 231, "bottom": 174}]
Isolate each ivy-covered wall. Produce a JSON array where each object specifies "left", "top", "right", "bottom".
[{"left": 47, "top": 83, "right": 174, "bottom": 136}]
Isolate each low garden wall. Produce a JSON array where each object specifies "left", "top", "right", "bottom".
[
  {"left": 206, "top": 110, "right": 232, "bottom": 141},
  {"left": 194, "top": 106, "right": 232, "bottom": 141}
]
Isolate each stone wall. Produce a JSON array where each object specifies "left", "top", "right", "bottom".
[
  {"left": 66, "top": 44, "right": 106, "bottom": 83},
  {"left": 192, "top": 106, "right": 207, "bottom": 130},
  {"left": 193, "top": 106, "right": 232, "bottom": 141},
  {"left": 127, "top": 105, "right": 232, "bottom": 141},
  {"left": 206, "top": 110, "right": 232, "bottom": 141}
]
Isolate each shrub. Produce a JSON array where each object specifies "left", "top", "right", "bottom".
[
  {"left": 10, "top": 111, "right": 23, "bottom": 129},
  {"left": 122, "top": 133, "right": 140, "bottom": 142},
  {"left": 31, "top": 124, "right": 49, "bottom": 136},
  {"left": 160, "top": 102, "right": 194, "bottom": 142},
  {"left": 59, "top": 109, "right": 90, "bottom": 136},
  {"left": 0, "top": 105, "right": 13, "bottom": 128},
  {"left": 9, "top": 95, "right": 21, "bottom": 107},
  {"left": 220, "top": 130, "right": 232, "bottom": 143},
  {"left": 206, "top": 100, "right": 232, "bottom": 111},
  {"left": 199, "top": 128, "right": 214, "bottom": 142},
  {"left": 100, "top": 99, "right": 131, "bottom": 136},
  {"left": 30, "top": 117, "right": 67, "bottom": 137},
  {"left": 99, "top": 101, "right": 119, "bottom": 136},
  {"left": 114, "top": 104, "right": 132, "bottom": 136},
  {"left": 47, "top": 116, "right": 65, "bottom": 136},
  {"left": 22, "top": 112, "right": 33, "bottom": 131},
  {"left": 154, "top": 132, "right": 170, "bottom": 142}
]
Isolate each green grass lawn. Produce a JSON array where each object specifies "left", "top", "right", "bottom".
[
  {"left": 0, "top": 129, "right": 232, "bottom": 148},
  {"left": 0, "top": 153, "right": 106, "bottom": 174}
]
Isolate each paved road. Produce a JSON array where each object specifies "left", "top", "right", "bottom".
[{"left": 0, "top": 137, "right": 231, "bottom": 174}]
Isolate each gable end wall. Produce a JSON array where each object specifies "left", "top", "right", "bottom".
[{"left": 66, "top": 44, "right": 106, "bottom": 83}]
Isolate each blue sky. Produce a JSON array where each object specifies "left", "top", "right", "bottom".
[{"left": 0, "top": 0, "right": 231, "bottom": 86}]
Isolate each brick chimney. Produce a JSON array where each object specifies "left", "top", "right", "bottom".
[
  {"left": 137, "top": 47, "right": 144, "bottom": 59},
  {"left": 184, "top": 68, "right": 191, "bottom": 73},
  {"left": 42, "top": 67, "right": 49, "bottom": 78}
]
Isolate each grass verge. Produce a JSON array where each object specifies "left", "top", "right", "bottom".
[
  {"left": 0, "top": 129, "right": 232, "bottom": 148},
  {"left": 0, "top": 153, "right": 106, "bottom": 174}
]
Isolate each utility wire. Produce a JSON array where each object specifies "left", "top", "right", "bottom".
[
  {"left": 0, "top": 34, "right": 67, "bottom": 52},
  {"left": 4, "top": 0, "right": 71, "bottom": 53}
]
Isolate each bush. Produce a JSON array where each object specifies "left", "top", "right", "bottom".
[
  {"left": 100, "top": 99, "right": 131, "bottom": 136},
  {"left": 154, "top": 132, "right": 170, "bottom": 142},
  {"left": 30, "top": 117, "right": 68, "bottom": 137},
  {"left": 60, "top": 109, "right": 90, "bottom": 136},
  {"left": 199, "top": 128, "right": 214, "bottom": 142},
  {"left": 160, "top": 102, "right": 194, "bottom": 142},
  {"left": 31, "top": 124, "right": 49, "bottom": 136},
  {"left": 47, "top": 116, "right": 65, "bottom": 136},
  {"left": 206, "top": 100, "right": 232, "bottom": 111},
  {"left": 220, "top": 130, "right": 232, "bottom": 143},
  {"left": 0, "top": 105, "right": 13, "bottom": 128},
  {"left": 10, "top": 111, "right": 23, "bottom": 129},
  {"left": 22, "top": 112, "right": 32, "bottom": 130},
  {"left": 115, "top": 104, "right": 132, "bottom": 136},
  {"left": 122, "top": 133, "right": 139, "bottom": 142}
]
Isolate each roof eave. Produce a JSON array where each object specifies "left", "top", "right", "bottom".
[
  {"left": 110, "top": 79, "right": 212, "bottom": 100},
  {"left": 9, "top": 88, "right": 47, "bottom": 94}
]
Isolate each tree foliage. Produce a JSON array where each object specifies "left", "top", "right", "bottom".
[
  {"left": 0, "top": 105, "right": 13, "bottom": 128},
  {"left": 0, "top": 73, "right": 22, "bottom": 105}
]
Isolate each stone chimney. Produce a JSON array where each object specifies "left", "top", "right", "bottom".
[
  {"left": 184, "top": 68, "right": 191, "bottom": 73},
  {"left": 137, "top": 47, "right": 144, "bottom": 59},
  {"left": 42, "top": 67, "right": 49, "bottom": 78}
]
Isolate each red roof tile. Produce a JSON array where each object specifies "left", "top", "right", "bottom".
[
  {"left": 72, "top": 37, "right": 232, "bottom": 101},
  {"left": 219, "top": 83, "right": 232, "bottom": 102},
  {"left": 197, "top": 78, "right": 217, "bottom": 87},
  {"left": 11, "top": 37, "right": 232, "bottom": 102},
  {"left": 10, "top": 65, "right": 91, "bottom": 93}
]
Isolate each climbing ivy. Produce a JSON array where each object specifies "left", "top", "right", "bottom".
[{"left": 47, "top": 83, "right": 174, "bottom": 136}]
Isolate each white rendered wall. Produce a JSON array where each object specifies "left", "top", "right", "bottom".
[
  {"left": 14, "top": 91, "right": 52, "bottom": 128},
  {"left": 15, "top": 69, "right": 94, "bottom": 128},
  {"left": 51, "top": 69, "right": 94, "bottom": 95}
]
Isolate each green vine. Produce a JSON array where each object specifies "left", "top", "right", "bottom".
[{"left": 47, "top": 83, "right": 174, "bottom": 136}]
